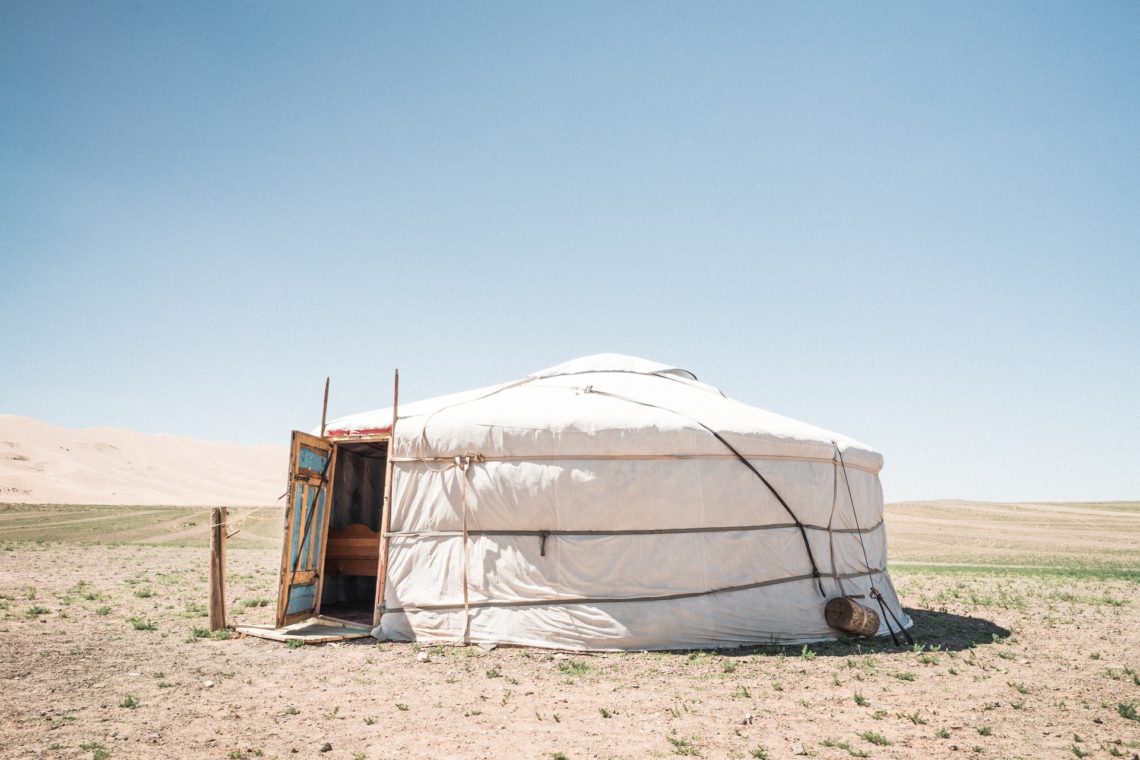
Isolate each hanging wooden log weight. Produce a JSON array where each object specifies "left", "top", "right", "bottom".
[{"left": 825, "top": 596, "right": 879, "bottom": 637}]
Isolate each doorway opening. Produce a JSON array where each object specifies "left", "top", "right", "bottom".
[{"left": 319, "top": 440, "right": 386, "bottom": 625}]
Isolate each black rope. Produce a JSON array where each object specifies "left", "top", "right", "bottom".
[
  {"left": 385, "top": 566, "right": 885, "bottom": 614},
  {"left": 585, "top": 387, "right": 827, "bottom": 597},
  {"left": 871, "top": 587, "right": 912, "bottom": 645},
  {"left": 870, "top": 588, "right": 900, "bottom": 645}
]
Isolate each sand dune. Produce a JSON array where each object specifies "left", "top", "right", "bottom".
[{"left": 0, "top": 415, "right": 286, "bottom": 506}]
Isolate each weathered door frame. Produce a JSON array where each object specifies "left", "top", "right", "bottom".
[{"left": 312, "top": 433, "right": 388, "bottom": 625}]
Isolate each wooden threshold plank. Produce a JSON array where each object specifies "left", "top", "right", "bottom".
[{"left": 236, "top": 616, "right": 372, "bottom": 644}]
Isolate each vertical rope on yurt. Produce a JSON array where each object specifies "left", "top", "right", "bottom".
[
  {"left": 826, "top": 452, "right": 847, "bottom": 598},
  {"left": 835, "top": 443, "right": 913, "bottom": 645},
  {"left": 457, "top": 454, "right": 474, "bottom": 645}
]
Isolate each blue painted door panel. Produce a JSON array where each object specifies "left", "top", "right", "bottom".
[{"left": 276, "top": 431, "right": 332, "bottom": 627}]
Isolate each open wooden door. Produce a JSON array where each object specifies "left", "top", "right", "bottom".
[{"left": 276, "top": 431, "right": 335, "bottom": 627}]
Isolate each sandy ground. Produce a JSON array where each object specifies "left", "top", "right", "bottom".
[
  {"left": 0, "top": 416, "right": 285, "bottom": 506},
  {"left": 1, "top": 518, "right": 1137, "bottom": 759}
]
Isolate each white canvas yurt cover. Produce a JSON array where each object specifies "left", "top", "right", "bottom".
[{"left": 277, "top": 354, "right": 911, "bottom": 650}]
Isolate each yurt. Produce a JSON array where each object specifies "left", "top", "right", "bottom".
[{"left": 270, "top": 354, "right": 912, "bottom": 650}]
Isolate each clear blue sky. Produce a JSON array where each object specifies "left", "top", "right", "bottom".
[{"left": 2, "top": 2, "right": 1138, "bottom": 502}]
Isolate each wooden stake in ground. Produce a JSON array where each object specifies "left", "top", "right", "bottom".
[{"left": 208, "top": 506, "right": 227, "bottom": 631}]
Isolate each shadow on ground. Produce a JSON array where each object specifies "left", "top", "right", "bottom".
[
  {"left": 903, "top": 607, "right": 1010, "bottom": 651},
  {"left": 725, "top": 607, "right": 1011, "bottom": 659}
]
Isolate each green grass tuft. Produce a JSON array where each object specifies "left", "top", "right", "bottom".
[
  {"left": 666, "top": 732, "right": 700, "bottom": 756},
  {"left": 128, "top": 616, "right": 157, "bottom": 631},
  {"left": 557, "top": 660, "right": 591, "bottom": 677},
  {"left": 858, "top": 730, "right": 890, "bottom": 746}
]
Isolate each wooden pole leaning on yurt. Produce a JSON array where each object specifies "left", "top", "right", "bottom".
[
  {"left": 373, "top": 368, "right": 399, "bottom": 628},
  {"left": 208, "top": 507, "right": 227, "bottom": 631}
]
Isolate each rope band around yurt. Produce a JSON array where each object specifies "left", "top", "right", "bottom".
[
  {"left": 383, "top": 565, "right": 887, "bottom": 614},
  {"left": 390, "top": 450, "right": 880, "bottom": 476},
  {"left": 383, "top": 519, "right": 884, "bottom": 539}
]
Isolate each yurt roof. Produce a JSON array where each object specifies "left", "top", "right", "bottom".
[{"left": 321, "top": 354, "right": 883, "bottom": 473}]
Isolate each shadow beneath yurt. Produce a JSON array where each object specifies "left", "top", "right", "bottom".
[
  {"left": 726, "top": 607, "right": 1011, "bottom": 659},
  {"left": 332, "top": 606, "right": 1011, "bottom": 656}
]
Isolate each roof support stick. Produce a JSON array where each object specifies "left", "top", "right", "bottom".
[
  {"left": 320, "top": 377, "right": 330, "bottom": 437},
  {"left": 374, "top": 369, "right": 399, "bottom": 629}
]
